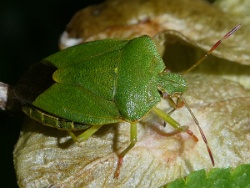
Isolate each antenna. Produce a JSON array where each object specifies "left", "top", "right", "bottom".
[
  {"left": 181, "top": 96, "right": 215, "bottom": 166},
  {"left": 182, "top": 24, "right": 241, "bottom": 75},
  {"left": 178, "top": 24, "right": 241, "bottom": 165}
]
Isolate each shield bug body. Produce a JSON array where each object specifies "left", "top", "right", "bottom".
[{"left": 14, "top": 24, "right": 241, "bottom": 178}]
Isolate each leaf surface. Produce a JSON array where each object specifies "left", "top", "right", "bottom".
[{"left": 164, "top": 164, "right": 250, "bottom": 188}]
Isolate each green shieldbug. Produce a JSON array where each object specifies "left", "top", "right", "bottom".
[{"left": 14, "top": 24, "right": 241, "bottom": 178}]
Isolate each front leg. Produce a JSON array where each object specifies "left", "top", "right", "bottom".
[{"left": 163, "top": 92, "right": 185, "bottom": 115}]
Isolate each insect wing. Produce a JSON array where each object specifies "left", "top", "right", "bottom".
[{"left": 33, "top": 83, "right": 121, "bottom": 125}]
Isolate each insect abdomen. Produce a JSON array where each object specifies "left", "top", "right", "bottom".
[{"left": 22, "top": 105, "right": 91, "bottom": 131}]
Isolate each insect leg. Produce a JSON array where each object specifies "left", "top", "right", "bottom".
[
  {"left": 152, "top": 106, "right": 214, "bottom": 165},
  {"left": 169, "top": 95, "right": 185, "bottom": 109},
  {"left": 152, "top": 106, "right": 188, "bottom": 131},
  {"left": 166, "top": 97, "right": 184, "bottom": 116},
  {"left": 66, "top": 130, "right": 78, "bottom": 142},
  {"left": 162, "top": 93, "right": 184, "bottom": 120},
  {"left": 67, "top": 125, "right": 103, "bottom": 142},
  {"left": 114, "top": 122, "right": 137, "bottom": 178},
  {"left": 152, "top": 106, "right": 198, "bottom": 141}
]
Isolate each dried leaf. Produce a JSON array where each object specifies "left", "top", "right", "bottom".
[
  {"left": 214, "top": 0, "right": 250, "bottom": 30},
  {"left": 60, "top": 0, "right": 250, "bottom": 65},
  {"left": 13, "top": 74, "right": 250, "bottom": 188}
]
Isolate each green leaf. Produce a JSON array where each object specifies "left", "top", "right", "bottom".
[{"left": 164, "top": 164, "right": 250, "bottom": 188}]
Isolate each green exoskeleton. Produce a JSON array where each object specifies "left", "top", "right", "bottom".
[{"left": 14, "top": 24, "right": 241, "bottom": 178}]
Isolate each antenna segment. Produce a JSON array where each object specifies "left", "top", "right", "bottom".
[{"left": 182, "top": 24, "right": 241, "bottom": 75}]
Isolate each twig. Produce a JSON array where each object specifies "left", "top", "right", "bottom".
[{"left": 0, "top": 81, "right": 21, "bottom": 113}]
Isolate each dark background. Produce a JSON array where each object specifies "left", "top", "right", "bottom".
[{"left": 0, "top": 1, "right": 104, "bottom": 187}]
